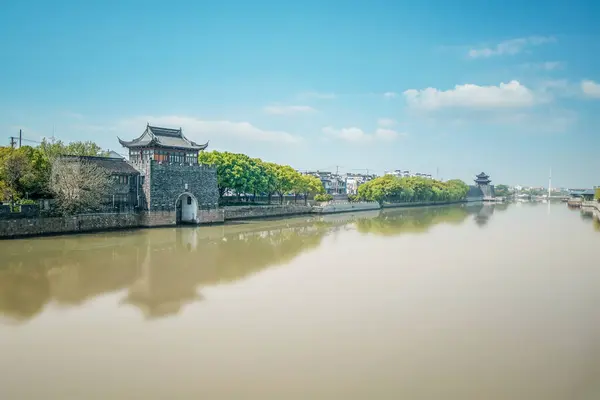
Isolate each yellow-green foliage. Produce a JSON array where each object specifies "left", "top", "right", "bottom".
[
  {"left": 357, "top": 175, "right": 470, "bottom": 205},
  {"left": 198, "top": 150, "right": 325, "bottom": 201}
]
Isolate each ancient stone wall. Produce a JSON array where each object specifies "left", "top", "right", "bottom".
[
  {"left": 147, "top": 162, "right": 219, "bottom": 210},
  {"left": 224, "top": 205, "right": 312, "bottom": 220},
  {"left": 313, "top": 201, "right": 381, "bottom": 214},
  {"left": 0, "top": 213, "right": 140, "bottom": 239},
  {"left": 198, "top": 209, "right": 225, "bottom": 224}
]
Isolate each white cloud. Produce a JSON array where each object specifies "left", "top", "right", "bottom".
[
  {"left": 118, "top": 115, "right": 301, "bottom": 144},
  {"left": 375, "top": 128, "right": 400, "bottom": 141},
  {"left": 263, "top": 105, "right": 316, "bottom": 115},
  {"left": 377, "top": 118, "right": 397, "bottom": 127},
  {"left": 299, "top": 91, "right": 336, "bottom": 99},
  {"left": 468, "top": 36, "right": 555, "bottom": 58},
  {"left": 403, "top": 80, "right": 539, "bottom": 110},
  {"left": 322, "top": 126, "right": 403, "bottom": 143},
  {"left": 383, "top": 92, "right": 398, "bottom": 99},
  {"left": 581, "top": 80, "right": 600, "bottom": 98},
  {"left": 522, "top": 61, "right": 564, "bottom": 71}
]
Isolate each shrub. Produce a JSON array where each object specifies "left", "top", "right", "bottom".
[
  {"left": 314, "top": 193, "right": 333, "bottom": 202},
  {"left": 595, "top": 188, "right": 600, "bottom": 202},
  {"left": 19, "top": 199, "right": 37, "bottom": 205}
]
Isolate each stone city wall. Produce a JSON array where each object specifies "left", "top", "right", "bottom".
[
  {"left": 383, "top": 200, "right": 465, "bottom": 209},
  {"left": 224, "top": 205, "right": 313, "bottom": 220},
  {"left": 0, "top": 213, "right": 140, "bottom": 239},
  {"left": 198, "top": 209, "right": 225, "bottom": 224},
  {"left": 139, "top": 210, "right": 177, "bottom": 227},
  {"left": 148, "top": 162, "right": 219, "bottom": 210},
  {"left": 313, "top": 201, "right": 381, "bottom": 214}
]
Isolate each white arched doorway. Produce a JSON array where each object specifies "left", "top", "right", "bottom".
[{"left": 175, "top": 193, "right": 198, "bottom": 224}]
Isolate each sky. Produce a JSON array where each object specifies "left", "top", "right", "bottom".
[{"left": 1, "top": 0, "right": 599, "bottom": 188}]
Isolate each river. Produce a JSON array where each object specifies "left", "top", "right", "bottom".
[{"left": 1, "top": 202, "right": 599, "bottom": 399}]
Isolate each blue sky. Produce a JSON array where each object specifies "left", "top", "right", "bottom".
[{"left": 1, "top": 0, "right": 599, "bottom": 187}]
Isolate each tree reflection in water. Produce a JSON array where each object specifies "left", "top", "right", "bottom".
[
  {"left": 355, "top": 203, "right": 492, "bottom": 235},
  {"left": 0, "top": 204, "right": 498, "bottom": 323}
]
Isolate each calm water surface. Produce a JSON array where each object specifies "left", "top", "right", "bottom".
[{"left": 1, "top": 202, "right": 599, "bottom": 399}]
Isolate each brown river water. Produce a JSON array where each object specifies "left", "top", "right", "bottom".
[{"left": 0, "top": 202, "right": 599, "bottom": 399}]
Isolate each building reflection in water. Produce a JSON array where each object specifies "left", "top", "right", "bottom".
[{"left": 0, "top": 204, "right": 493, "bottom": 323}]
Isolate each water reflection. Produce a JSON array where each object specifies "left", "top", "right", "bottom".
[
  {"left": 355, "top": 205, "right": 473, "bottom": 235},
  {"left": 0, "top": 204, "right": 494, "bottom": 322}
]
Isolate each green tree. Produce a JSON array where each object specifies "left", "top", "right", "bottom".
[
  {"left": 273, "top": 164, "right": 297, "bottom": 204},
  {"left": 0, "top": 146, "right": 50, "bottom": 202},
  {"left": 358, "top": 175, "right": 469, "bottom": 205},
  {"left": 494, "top": 184, "right": 511, "bottom": 198},
  {"left": 39, "top": 139, "right": 108, "bottom": 160},
  {"left": 293, "top": 174, "right": 325, "bottom": 204}
]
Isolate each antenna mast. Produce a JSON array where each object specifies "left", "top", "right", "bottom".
[{"left": 548, "top": 167, "right": 552, "bottom": 198}]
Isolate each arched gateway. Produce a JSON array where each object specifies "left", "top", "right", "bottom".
[
  {"left": 117, "top": 124, "right": 220, "bottom": 226},
  {"left": 175, "top": 193, "right": 198, "bottom": 224}
]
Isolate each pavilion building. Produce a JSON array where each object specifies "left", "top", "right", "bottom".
[
  {"left": 118, "top": 124, "right": 219, "bottom": 224},
  {"left": 474, "top": 172, "right": 495, "bottom": 200}
]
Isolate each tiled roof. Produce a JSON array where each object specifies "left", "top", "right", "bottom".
[
  {"left": 60, "top": 155, "right": 139, "bottom": 175},
  {"left": 118, "top": 125, "right": 208, "bottom": 151}
]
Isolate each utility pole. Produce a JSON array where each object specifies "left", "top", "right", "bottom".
[
  {"left": 335, "top": 165, "right": 339, "bottom": 195},
  {"left": 19, "top": 129, "right": 22, "bottom": 147},
  {"left": 9, "top": 137, "right": 17, "bottom": 148},
  {"left": 548, "top": 167, "right": 552, "bottom": 198}
]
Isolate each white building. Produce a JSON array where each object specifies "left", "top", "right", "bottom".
[
  {"left": 345, "top": 173, "right": 376, "bottom": 195},
  {"left": 385, "top": 170, "right": 432, "bottom": 179}
]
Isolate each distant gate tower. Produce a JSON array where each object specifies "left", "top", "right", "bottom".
[
  {"left": 118, "top": 124, "right": 219, "bottom": 224},
  {"left": 474, "top": 172, "right": 495, "bottom": 199}
]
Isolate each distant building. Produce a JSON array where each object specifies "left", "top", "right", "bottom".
[
  {"left": 58, "top": 155, "right": 141, "bottom": 211},
  {"left": 345, "top": 173, "right": 376, "bottom": 195},
  {"left": 305, "top": 171, "right": 346, "bottom": 195},
  {"left": 474, "top": 172, "right": 495, "bottom": 199},
  {"left": 467, "top": 172, "right": 496, "bottom": 202},
  {"left": 385, "top": 170, "right": 432, "bottom": 179}
]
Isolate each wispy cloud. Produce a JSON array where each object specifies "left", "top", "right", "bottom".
[
  {"left": 521, "top": 61, "right": 564, "bottom": 71},
  {"left": 581, "top": 80, "right": 600, "bottom": 98},
  {"left": 298, "top": 91, "right": 336, "bottom": 99},
  {"left": 322, "top": 125, "right": 404, "bottom": 143},
  {"left": 383, "top": 92, "right": 398, "bottom": 99},
  {"left": 377, "top": 118, "right": 396, "bottom": 127},
  {"left": 263, "top": 105, "right": 316, "bottom": 115},
  {"left": 468, "top": 36, "right": 556, "bottom": 58},
  {"left": 118, "top": 115, "right": 301, "bottom": 144},
  {"left": 403, "top": 80, "right": 540, "bottom": 110}
]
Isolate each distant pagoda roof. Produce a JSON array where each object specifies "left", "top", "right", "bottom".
[
  {"left": 474, "top": 172, "right": 491, "bottom": 185},
  {"left": 118, "top": 124, "right": 208, "bottom": 151}
]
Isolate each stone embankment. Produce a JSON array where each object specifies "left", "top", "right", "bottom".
[
  {"left": 581, "top": 201, "right": 600, "bottom": 219},
  {"left": 382, "top": 200, "right": 465, "bottom": 208},
  {"left": 312, "top": 201, "right": 380, "bottom": 214},
  {"left": 0, "top": 199, "right": 471, "bottom": 239},
  {"left": 0, "top": 213, "right": 140, "bottom": 239},
  {"left": 224, "top": 205, "right": 312, "bottom": 220}
]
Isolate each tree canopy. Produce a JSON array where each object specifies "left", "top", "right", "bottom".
[
  {"left": 0, "top": 140, "right": 109, "bottom": 202},
  {"left": 198, "top": 150, "right": 324, "bottom": 204},
  {"left": 357, "top": 175, "right": 469, "bottom": 205}
]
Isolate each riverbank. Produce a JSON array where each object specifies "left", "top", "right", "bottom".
[
  {"left": 581, "top": 201, "right": 600, "bottom": 219},
  {"left": 0, "top": 200, "right": 474, "bottom": 239}
]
